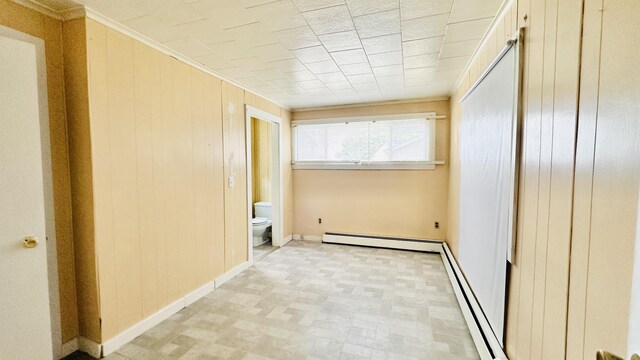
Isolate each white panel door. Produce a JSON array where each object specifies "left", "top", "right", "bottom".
[{"left": 0, "top": 35, "right": 53, "bottom": 359}]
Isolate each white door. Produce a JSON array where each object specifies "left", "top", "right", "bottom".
[{"left": 0, "top": 34, "right": 53, "bottom": 359}]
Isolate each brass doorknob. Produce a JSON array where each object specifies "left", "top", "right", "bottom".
[{"left": 23, "top": 236, "right": 39, "bottom": 249}]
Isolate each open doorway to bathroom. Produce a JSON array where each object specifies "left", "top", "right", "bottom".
[{"left": 245, "top": 106, "right": 283, "bottom": 262}]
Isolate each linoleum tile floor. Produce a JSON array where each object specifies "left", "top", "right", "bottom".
[{"left": 73, "top": 241, "right": 480, "bottom": 360}]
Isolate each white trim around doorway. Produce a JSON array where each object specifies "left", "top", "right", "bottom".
[{"left": 245, "top": 106, "right": 284, "bottom": 263}]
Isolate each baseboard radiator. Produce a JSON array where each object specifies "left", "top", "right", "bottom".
[
  {"left": 322, "top": 232, "right": 444, "bottom": 252},
  {"left": 321, "top": 232, "right": 508, "bottom": 360}
]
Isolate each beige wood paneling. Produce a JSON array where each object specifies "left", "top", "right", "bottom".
[
  {"left": 222, "top": 82, "right": 248, "bottom": 270},
  {"left": 567, "top": 0, "right": 640, "bottom": 358},
  {"left": 447, "top": 0, "right": 583, "bottom": 358},
  {"left": 252, "top": 118, "right": 273, "bottom": 205},
  {"left": 1, "top": 0, "right": 78, "bottom": 343},
  {"left": 292, "top": 100, "right": 449, "bottom": 240},
  {"left": 71, "top": 19, "right": 245, "bottom": 342}
]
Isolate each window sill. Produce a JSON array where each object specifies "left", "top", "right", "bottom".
[{"left": 291, "top": 161, "right": 444, "bottom": 170}]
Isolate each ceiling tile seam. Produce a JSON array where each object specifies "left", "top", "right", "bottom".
[
  {"left": 449, "top": 0, "right": 513, "bottom": 94},
  {"left": 222, "top": 20, "right": 260, "bottom": 31},
  {"left": 343, "top": 1, "right": 382, "bottom": 99},
  {"left": 244, "top": 0, "right": 281, "bottom": 10},
  {"left": 398, "top": 0, "right": 408, "bottom": 93},
  {"left": 295, "top": 2, "right": 361, "bottom": 97},
  {"left": 76, "top": 5, "right": 292, "bottom": 110},
  {"left": 445, "top": 15, "right": 495, "bottom": 26}
]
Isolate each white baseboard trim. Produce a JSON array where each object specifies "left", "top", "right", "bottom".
[
  {"left": 185, "top": 280, "right": 216, "bottom": 307},
  {"left": 322, "top": 233, "right": 443, "bottom": 252},
  {"left": 215, "top": 261, "right": 252, "bottom": 288},
  {"left": 101, "top": 261, "right": 255, "bottom": 357},
  {"left": 60, "top": 338, "right": 78, "bottom": 358},
  {"left": 292, "top": 234, "right": 323, "bottom": 242},
  {"left": 281, "top": 234, "right": 293, "bottom": 246},
  {"left": 78, "top": 337, "right": 101, "bottom": 358},
  {"left": 441, "top": 243, "right": 507, "bottom": 360}
]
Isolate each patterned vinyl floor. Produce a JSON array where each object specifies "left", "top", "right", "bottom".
[{"left": 103, "top": 241, "right": 480, "bottom": 360}]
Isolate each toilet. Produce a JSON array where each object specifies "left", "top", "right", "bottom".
[{"left": 252, "top": 201, "right": 272, "bottom": 246}]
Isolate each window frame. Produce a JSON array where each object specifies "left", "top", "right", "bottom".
[{"left": 291, "top": 112, "right": 442, "bottom": 170}]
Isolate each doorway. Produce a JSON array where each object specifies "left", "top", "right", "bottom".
[
  {"left": 0, "top": 25, "right": 59, "bottom": 359},
  {"left": 245, "top": 106, "right": 283, "bottom": 262}
]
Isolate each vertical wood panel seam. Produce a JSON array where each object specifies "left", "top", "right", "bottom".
[{"left": 579, "top": 0, "right": 605, "bottom": 357}]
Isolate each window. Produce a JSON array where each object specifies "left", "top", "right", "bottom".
[{"left": 292, "top": 114, "right": 438, "bottom": 170}]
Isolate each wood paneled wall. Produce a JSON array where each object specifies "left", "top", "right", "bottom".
[
  {"left": 251, "top": 118, "right": 273, "bottom": 205},
  {"left": 64, "top": 18, "right": 292, "bottom": 344},
  {"left": 567, "top": 0, "right": 640, "bottom": 358},
  {"left": 448, "top": 0, "right": 640, "bottom": 358},
  {"left": 0, "top": 0, "right": 78, "bottom": 344}
]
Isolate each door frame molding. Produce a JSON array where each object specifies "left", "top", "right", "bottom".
[
  {"left": 0, "top": 24, "right": 61, "bottom": 358},
  {"left": 245, "top": 106, "right": 283, "bottom": 262}
]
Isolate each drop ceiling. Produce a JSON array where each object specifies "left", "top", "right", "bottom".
[{"left": 32, "top": 0, "right": 503, "bottom": 109}]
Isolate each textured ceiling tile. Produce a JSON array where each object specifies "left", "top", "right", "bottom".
[
  {"left": 85, "top": 0, "right": 154, "bottom": 22},
  {"left": 229, "top": 56, "right": 272, "bottom": 71},
  {"left": 218, "top": 67, "right": 254, "bottom": 79},
  {"left": 292, "top": 46, "right": 332, "bottom": 63},
  {"left": 292, "top": 0, "right": 345, "bottom": 12},
  {"left": 238, "top": 76, "right": 269, "bottom": 87},
  {"left": 352, "top": 83, "right": 380, "bottom": 92},
  {"left": 401, "top": 13, "right": 449, "bottom": 41},
  {"left": 285, "top": 69, "right": 318, "bottom": 81},
  {"left": 123, "top": 14, "right": 189, "bottom": 43},
  {"left": 224, "top": 23, "right": 276, "bottom": 48},
  {"left": 449, "top": 0, "right": 502, "bottom": 23},
  {"left": 399, "top": 0, "right": 453, "bottom": 20},
  {"left": 330, "top": 48, "right": 368, "bottom": 65},
  {"left": 239, "top": 0, "right": 276, "bottom": 7},
  {"left": 353, "top": 9, "right": 401, "bottom": 39},
  {"left": 376, "top": 75, "right": 405, "bottom": 85},
  {"left": 253, "top": 68, "right": 289, "bottom": 81},
  {"left": 443, "top": 18, "right": 493, "bottom": 43},
  {"left": 280, "top": 85, "right": 306, "bottom": 95},
  {"left": 372, "top": 64, "right": 404, "bottom": 77},
  {"left": 253, "top": 42, "right": 294, "bottom": 62},
  {"left": 345, "top": 0, "right": 399, "bottom": 17},
  {"left": 195, "top": 53, "right": 232, "bottom": 70},
  {"left": 171, "top": 19, "right": 232, "bottom": 46},
  {"left": 404, "top": 67, "right": 437, "bottom": 78},
  {"left": 404, "top": 53, "right": 438, "bottom": 69},
  {"left": 439, "top": 39, "right": 480, "bottom": 58},
  {"left": 326, "top": 81, "right": 353, "bottom": 90},
  {"left": 361, "top": 34, "right": 402, "bottom": 55},
  {"left": 248, "top": 0, "right": 308, "bottom": 31},
  {"left": 315, "top": 72, "right": 349, "bottom": 83},
  {"left": 269, "top": 58, "right": 309, "bottom": 72},
  {"left": 268, "top": 77, "right": 297, "bottom": 87},
  {"left": 318, "top": 31, "right": 362, "bottom": 52},
  {"left": 305, "top": 60, "right": 341, "bottom": 74},
  {"left": 156, "top": 1, "right": 205, "bottom": 26},
  {"left": 190, "top": 0, "right": 257, "bottom": 29},
  {"left": 273, "top": 26, "right": 321, "bottom": 50},
  {"left": 436, "top": 55, "right": 469, "bottom": 70},
  {"left": 208, "top": 41, "right": 254, "bottom": 60},
  {"left": 297, "top": 79, "right": 327, "bottom": 89},
  {"left": 402, "top": 36, "right": 443, "bottom": 56},
  {"left": 347, "top": 73, "right": 376, "bottom": 84},
  {"left": 302, "top": 5, "right": 355, "bottom": 35},
  {"left": 340, "top": 62, "right": 372, "bottom": 75},
  {"left": 368, "top": 51, "right": 403, "bottom": 67}
]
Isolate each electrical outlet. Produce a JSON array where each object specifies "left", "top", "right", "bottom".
[
  {"left": 434, "top": 221, "right": 440, "bottom": 229},
  {"left": 318, "top": 218, "right": 322, "bottom": 224}
]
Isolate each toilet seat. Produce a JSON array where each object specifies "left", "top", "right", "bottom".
[{"left": 252, "top": 217, "right": 269, "bottom": 225}]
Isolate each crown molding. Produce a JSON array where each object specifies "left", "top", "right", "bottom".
[
  {"left": 449, "top": 0, "right": 514, "bottom": 96},
  {"left": 10, "top": 0, "right": 62, "bottom": 20},
  {"left": 8, "top": 0, "right": 291, "bottom": 111}
]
